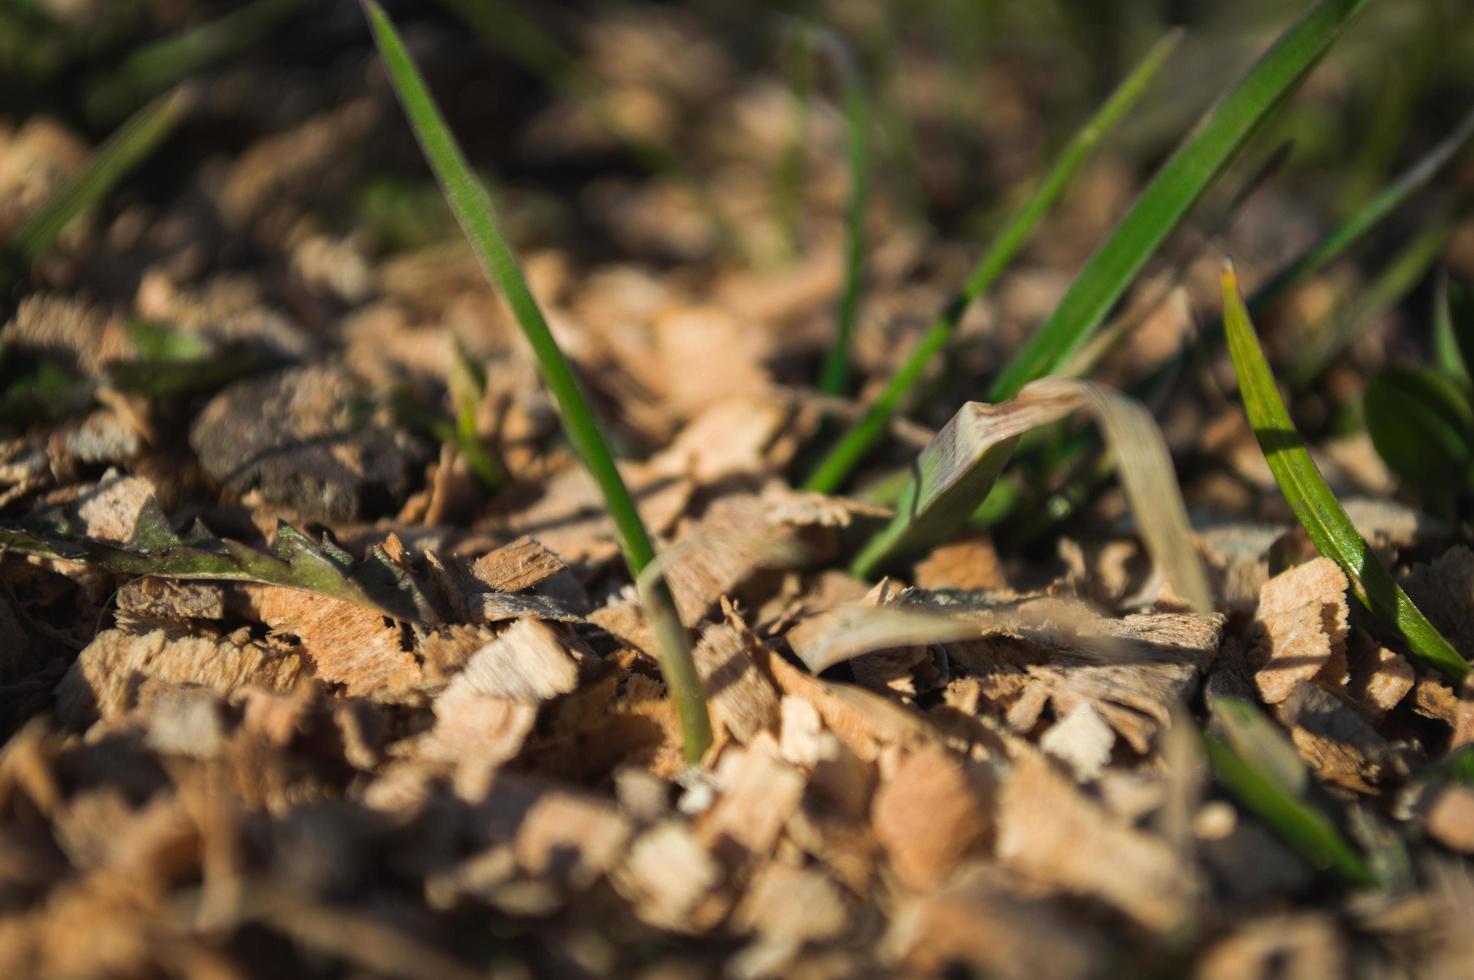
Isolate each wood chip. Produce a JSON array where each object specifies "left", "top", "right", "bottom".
[
  {"left": 56, "top": 627, "right": 307, "bottom": 726},
  {"left": 693, "top": 610, "right": 780, "bottom": 745},
  {"left": 470, "top": 536, "right": 568, "bottom": 593},
  {"left": 1410, "top": 783, "right": 1474, "bottom": 854},
  {"left": 1273, "top": 681, "right": 1393, "bottom": 793},
  {"left": 885, "top": 863, "right": 1101, "bottom": 980},
  {"left": 778, "top": 695, "right": 874, "bottom": 818},
  {"left": 445, "top": 618, "right": 580, "bottom": 703},
  {"left": 614, "top": 819, "right": 725, "bottom": 933},
  {"left": 1252, "top": 558, "right": 1349, "bottom": 704},
  {"left": 914, "top": 532, "right": 1007, "bottom": 592},
  {"left": 513, "top": 790, "right": 633, "bottom": 889},
  {"left": 247, "top": 585, "right": 419, "bottom": 697},
  {"left": 997, "top": 752, "right": 1197, "bottom": 932},
  {"left": 700, "top": 742, "right": 805, "bottom": 866},
  {"left": 1196, "top": 914, "right": 1345, "bottom": 980},
  {"left": 1038, "top": 702, "right": 1115, "bottom": 782},
  {"left": 75, "top": 473, "right": 165, "bottom": 544},
  {"left": 115, "top": 578, "right": 225, "bottom": 622},
  {"left": 1350, "top": 645, "right": 1414, "bottom": 719},
  {"left": 872, "top": 745, "right": 992, "bottom": 890}
]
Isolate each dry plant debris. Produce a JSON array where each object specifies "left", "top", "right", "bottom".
[{"left": 1, "top": 0, "right": 1474, "bottom": 977}]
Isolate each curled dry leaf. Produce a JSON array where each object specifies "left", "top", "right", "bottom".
[{"left": 853, "top": 378, "right": 1212, "bottom": 616}]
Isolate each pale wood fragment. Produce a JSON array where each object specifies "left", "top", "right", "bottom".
[
  {"left": 997, "top": 752, "right": 1196, "bottom": 932},
  {"left": 872, "top": 745, "right": 992, "bottom": 890}
]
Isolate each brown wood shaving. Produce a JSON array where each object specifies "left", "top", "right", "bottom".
[
  {"left": 1252, "top": 558, "right": 1350, "bottom": 705},
  {"left": 997, "top": 752, "right": 1197, "bottom": 932}
]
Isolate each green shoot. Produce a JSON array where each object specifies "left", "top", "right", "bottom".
[
  {"left": 774, "top": 26, "right": 815, "bottom": 258},
  {"left": 362, "top": 0, "right": 712, "bottom": 763},
  {"left": 815, "top": 29, "right": 872, "bottom": 398},
  {"left": 85, "top": 0, "right": 306, "bottom": 122},
  {"left": 2, "top": 86, "right": 191, "bottom": 290},
  {"left": 1206, "top": 696, "right": 1376, "bottom": 886},
  {"left": 989, "top": 0, "right": 1372, "bottom": 402},
  {"left": 1288, "top": 197, "right": 1472, "bottom": 388},
  {"left": 802, "top": 27, "right": 1180, "bottom": 492},
  {"left": 1363, "top": 365, "right": 1474, "bottom": 498},
  {"left": 1221, "top": 263, "right": 1469, "bottom": 683}
]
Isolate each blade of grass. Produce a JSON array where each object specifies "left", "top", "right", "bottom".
[
  {"left": 0, "top": 519, "right": 427, "bottom": 623},
  {"left": 850, "top": 379, "right": 1212, "bottom": 615},
  {"left": 1249, "top": 101, "right": 1474, "bottom": 315},
  {"left": 774, "top": 25, "right": 815, "bottom": 259},
  {"left": 1204, "top": 733, "right": 1376, "bottom": 885},
  {"left": 1221, "top": 262, "right": 1469, "bottom": 682},
  {"left": 988, "top": 0, "right": 1372, "bottom": 402},
  {"left": 1204, "top": 697, "right": 1374, "bottom": 888},
  {"left": 363, "top": 0, "right": 711, "bottom": 763},
  {"left": 436, "top": 0, "right": 741, "bottom": 259},
  {"left": 1005, "top": 105, "right": 1474, "bottom": 544},
  {"left": 815, "top": 28, "right": 872, "bottom": 398},
  {"left": 1288, "top": 195, "right": 1472, "bottom": 388},
  {"left": 2, "top": 86, "right": 191, "bottom": 290},
  {"left": 84, "top": 0, "right": 305, "bottom": 122},
  {"left": 802, "top": 27, "right": 1180, "bottom": 492}
]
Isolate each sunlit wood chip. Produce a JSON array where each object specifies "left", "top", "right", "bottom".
[
  {"left": 872, "top": 745, "right": 993, "bottom": 891},
  {"left": 997, "top": 752, "right": 1196, "bottom": 932},
  {"left": 1252, "top": 558, "right": 1349, "bottom": 704}
]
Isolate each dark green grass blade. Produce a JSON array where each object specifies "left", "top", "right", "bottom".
[
  {"left": 1363, "top": 365, "right": 1474, "bottom": 492},
  {"left": 816, "top": 30, "right": 872, "bottom": 398},
  {"left": 1250, "top": 101, "right": 1474, "bottom": 316},
  {"left": 1288, "top": 196, "right": 1472, "bottom": 388},
  {"left": 802, "top": 28, "right": 1180, "bottom": 493},
  {"left": 2, "top": 86, "right": 191, "bottom": 289},
  {"left": 989, "top": 0, "right": 1372, "bottom": 403},
  {"left": 774, "top": 25, "right": 815, "bottom": 259},
  {"left": 1435, "top": 272, "right": 1474, "bottom": 384},
  {"left": 1221, "top": 263, "right": 1469, "bottom": 682},
  {"left": 85, "top": 0, "right": 305, "bottom": 122},
  {"left": 1204, "top": 733, "right": 1376, "bottom": 886},
  {"left": 363, "top": 0, "right": 711, "bottom": 763},
  {"left": 0, "top": 520, "right": 426, "bottom": 623}
]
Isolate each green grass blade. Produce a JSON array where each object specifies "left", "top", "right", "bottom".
[
  {"left": 85, "top": 0, "right": 306, "bottom": 122},
  {"left": 3, "top": 86, "right": 191, "bottom": 288},
  {"left": 1363, "top": 365, "right": 1474, "bottom": 492},
  {"left": 815, "top": 30, "right": 872, "bottom": 398},
  {"left": 1435, "top": 272, "right": 1474, "bottom": 385},
  {"left": 989, "top": 0, "right": 1372, "bottom": 403},
  {"left": 1221, "top": 263, "right": 1469, "bottom": 683},
  {"left": 363, "top": 0, "right": 712, "bottom": 763},
  {"left": 1204, "top": 733, "right": 1376, "bottom": 886},
  {"left": 1249, "top": 101, "right": 1474, "bottom": 315},
  {"left": 774, "top": 25, "right": 815, "bottom": 259},
  {"left": 802, "top": 28, "right": 1180, "bottom": 492},
  {"left": 1288, "top": 196, "right": 1472, "bottom": 388}
]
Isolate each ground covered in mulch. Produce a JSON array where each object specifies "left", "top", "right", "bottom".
[{"left": 4, "top": 1, "right": 1474, "bottom": 977}]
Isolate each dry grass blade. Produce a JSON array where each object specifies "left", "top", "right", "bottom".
[
  {"left": 851, "top": 379, "right": 1211, "bottom": 615},
  {"left": 1221, "top": 262, "right": 1469, "bottom": 682}
]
